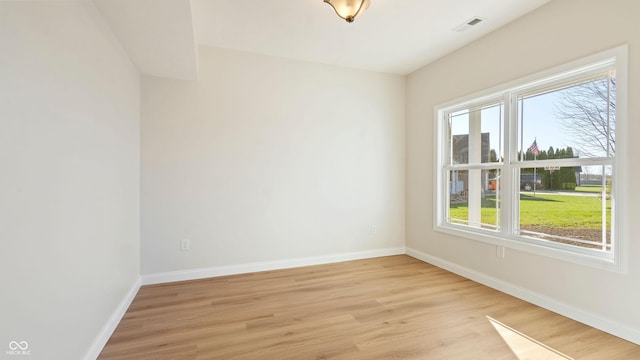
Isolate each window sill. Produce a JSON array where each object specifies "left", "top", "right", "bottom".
[{"left": 434, "top": 223, "right": 623, "bottom": 273}]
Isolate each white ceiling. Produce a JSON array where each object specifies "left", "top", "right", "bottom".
[{"left": 95, "top": 0, "right": 553, "bottom": 79}]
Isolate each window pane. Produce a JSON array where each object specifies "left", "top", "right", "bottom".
[
  {"left": 438, "top": 53, "right": 621, "bottom": 266},
  {"left": 518, "top": 73, "right": 615, "bottom": 161},
  {"left": 449, "top": 102, "right": 503, "bottom": 165},
  {"left": 448, "top": 169, "right": 500, "bottom": 230},
  {"left": 518, "top": 166, "right": 611, "bottom": 252}
]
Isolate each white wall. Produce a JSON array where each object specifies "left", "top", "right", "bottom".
[
  {"left": 141, "top": 46, "right": 405, "bottom": 276},
  {"left": 0, "top": 2, "right": 140, "bottom": 359},
  {"left": 407, "top": 0, "right": 640, "bottom": 342}
]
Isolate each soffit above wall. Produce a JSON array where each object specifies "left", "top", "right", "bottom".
[
  {"left": 94, "top": 0, "right": 199, "bottom": 81},
  {"left": 93, "top": 0, "right": 552, "bottom": 78}
]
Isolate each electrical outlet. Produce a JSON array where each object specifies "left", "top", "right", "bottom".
[
  {"left": 370, "top": 225, "right": 378, "bottom": 234},
  {"left": 180, "top": 238, "right": 190, "bottom": 251}
]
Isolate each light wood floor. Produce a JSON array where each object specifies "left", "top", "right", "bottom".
[{"left": 99, "top": 255, "right": 640, "bottom": 359}]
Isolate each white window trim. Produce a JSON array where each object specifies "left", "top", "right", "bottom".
[{"left": 434, "top": 45, "right": 628, "bottom": 273}]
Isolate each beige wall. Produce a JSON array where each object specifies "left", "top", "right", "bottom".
[
  {"left": 407, "top": 0, "right": 640, "bottom": 342},
  {"left": 0, "top": 2, "right": 140, "bottom": 359},
  {"left": 141, "top": 46, "right": 405, "bottom": 275}
]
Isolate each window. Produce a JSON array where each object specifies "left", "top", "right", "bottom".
[{"left": 435, "top": 46, "right": 627, "bottom": 270}]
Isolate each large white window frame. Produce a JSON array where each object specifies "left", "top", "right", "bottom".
[{"left": 434, "top": 46, "right": 628, "bottom": 272}]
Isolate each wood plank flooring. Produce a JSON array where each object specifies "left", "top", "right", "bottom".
[{"left": 98, "top": 255, "right": 640, "bottom": 359}]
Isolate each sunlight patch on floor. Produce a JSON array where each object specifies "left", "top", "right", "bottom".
[{"left": 487, "top": 316, "right": 574, "bottom": 360}]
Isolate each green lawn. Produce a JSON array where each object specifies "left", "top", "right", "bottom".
[
  {"left": 575, "top": 185, "right": 604, "bottom": 193},
  {"left": 450, "top": 193, "right": 610, "bottom": 229}
]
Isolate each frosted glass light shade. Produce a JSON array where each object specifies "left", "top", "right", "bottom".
[{"left": 323, "top": 0, "right": 370, "bottom": 23}]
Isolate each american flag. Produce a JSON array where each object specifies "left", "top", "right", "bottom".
[{"left": 528, "top": 139, "right": 539, "bottom": 157}]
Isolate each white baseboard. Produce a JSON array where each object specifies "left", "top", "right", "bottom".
[
  {"left": 405, "top": 247, "right": 640, "bottom": 346},
  {"left": 84, "top": 278, "right": 141, "bottom": 360},
  {"left": 141, "top": 247, "right": 406, "bottom": 285}
]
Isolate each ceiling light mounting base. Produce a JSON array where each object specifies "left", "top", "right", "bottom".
[{"left": 323, "top": 0, "right": 370, "bottom": 23}]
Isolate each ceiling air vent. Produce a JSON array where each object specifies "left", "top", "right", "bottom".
[{"left": 453, "top": 17, "right": 484, "bottom": 32}]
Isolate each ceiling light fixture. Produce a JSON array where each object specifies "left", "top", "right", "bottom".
[{"left": 323, "top": 0, "right": 370, "bottom": 23}]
